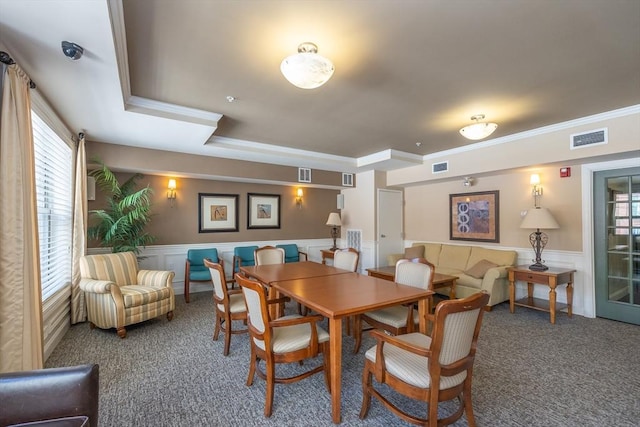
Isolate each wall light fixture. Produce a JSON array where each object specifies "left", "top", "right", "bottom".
[
  {"left": 296, "top": 188, "right": 303, "bottom": 209},
  {"left": 167, "top": 179, "right": 177, "bottom": 207}
]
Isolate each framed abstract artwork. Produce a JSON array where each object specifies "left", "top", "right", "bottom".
[
  {"left": 449, "top": 190, "right": 499, "bottom": 243},
  {"left": 198, "top": 193, "right": 239, "bottom": 233},
  {"left": 247, "top": 193, "right": 280, "bottom": 229}
]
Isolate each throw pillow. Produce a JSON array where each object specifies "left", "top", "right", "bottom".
[
  {"left": 404, "top": 245, "right": 425, "bottom": 259},
  {"left": 464, "top": 259, "right": 498, "bottom": 279}
]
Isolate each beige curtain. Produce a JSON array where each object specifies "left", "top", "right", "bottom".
[
  {"left": 0, "top": 63, "right": 44, "bottom": 372},
  {"left": 71, "top": 133, "right": 87, "bottom": 324}
]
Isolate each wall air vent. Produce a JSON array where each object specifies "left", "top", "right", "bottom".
[
  {"left": 342, "top": 173, "right": 354, "bottom": 187},
  {"left": 570, "top": 128, "right": 608, "bottom": 150},
  {"left": 298, "top": 167, "right": 311, "bottom": 183},
  {"left": 432, "top": 161, "right": 449, "bottom": 174}
]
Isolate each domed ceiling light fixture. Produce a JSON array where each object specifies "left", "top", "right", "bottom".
[
  {"left": 280, "top": 42, "right": 334, "bottom": 89},
  {"left": 459, "top": 114, "right": 498, "bottom": 140}
]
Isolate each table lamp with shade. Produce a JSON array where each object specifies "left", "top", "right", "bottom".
[
  {"left": 520, "top": 207, "right": 560, "bottom": 271},
  {"left": 326, "top": 212, "right": 341, "bottom": 251}
]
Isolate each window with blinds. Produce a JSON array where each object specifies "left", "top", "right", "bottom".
[{"left": 32, "top": 111, "right": 73, "bottom": 301}]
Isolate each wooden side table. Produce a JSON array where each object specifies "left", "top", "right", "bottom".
[
  {"left": 508, "top": 266, "right": 576, "bottom": 324},
  {"left": 321, "top": 249, "right": 337, "bottom": 264}
]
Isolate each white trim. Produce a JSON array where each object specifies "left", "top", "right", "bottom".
[{"left": 581, "top": 157, "right": 640, "bottom": 319}]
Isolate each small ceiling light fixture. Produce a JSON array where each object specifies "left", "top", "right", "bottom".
[
  {"left": 61, "top": 41, "right": 84, "bottom": 60},
  {"left": 463, "top": 177, "right": 475, "bottom": 187},
  {"left": 226, "top": 96, "right": 236, "bottom": 103},
  {"left": 280, "top": 42, "right": 334, "bottom": 89},
  {"left": 459, "top": 114, "right": 498, "bottom": 140}
]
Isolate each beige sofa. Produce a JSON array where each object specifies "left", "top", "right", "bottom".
[{"left": 387, "top": 242, "right": 517, "bottom": 308}]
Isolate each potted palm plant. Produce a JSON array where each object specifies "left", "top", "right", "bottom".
[{"left": 88, "top": 159, "right": 155, "bottom": 254}]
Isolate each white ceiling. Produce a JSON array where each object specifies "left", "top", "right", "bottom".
[{"left": 1, "top": 0, "right": 639, "bottom": 173}]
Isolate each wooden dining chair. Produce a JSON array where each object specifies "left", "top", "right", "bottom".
[
  {"left": 333, "top": 247, "right": 360, "bottom": 271},
  {"left": 235, "top": 273, "right": 331, "bottom": 417},
  {"left": 359, "top": 291, "right": 490, "bottom": 427},
  {"left": 204, "top": 259, "right": 247, "bottom": 356},
  {"left": 353, "top": 258, "right": 434, "bottom": 353},
  {"left": 254, "top": 245, "right": 285, "bottom": 265}
]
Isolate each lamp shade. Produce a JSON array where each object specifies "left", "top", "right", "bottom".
[
  {"left": 520, "top": 207, "right": 559, "bottom": 229},
  {"left": 281, "top": 42, "right": 334, "bottom": 89},
  {"left": 326, "top": 212, "right": 341, "bottom": 227}
]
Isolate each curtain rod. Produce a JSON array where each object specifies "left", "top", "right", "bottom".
[{"left": 0, "top": 50, "right": 37, "bottom": 89}]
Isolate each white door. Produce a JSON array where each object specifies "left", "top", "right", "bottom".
[{"left": 377, "top": 189, "right": 404, "bottom": 267}]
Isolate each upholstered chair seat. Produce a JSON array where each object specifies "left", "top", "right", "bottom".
[
  {"left": 359, "top": 292, "right": 490, "bottom": 426},
  {"left": 236, "top": 273, "right": 330, "bottom": 417},
  {"left": 79, "top": 252, "right": 175, "bottom": 338},
  {"left": 362, "top": 306, "right": 420, "bottom": 329},
  {"left": 184, "top": 248, "right": 219, "bottom": 302}
]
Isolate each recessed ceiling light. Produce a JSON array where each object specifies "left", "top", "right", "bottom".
[
  {"left": 226, "top": 96, "right": 236, "bottom": 103},
  {"left": 415, "top": 142, "right": 422, "bottom": 147}
]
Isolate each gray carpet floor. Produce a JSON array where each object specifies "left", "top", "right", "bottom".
[{"left": 46, "top": 291, "right": 640, "bottom": 426}]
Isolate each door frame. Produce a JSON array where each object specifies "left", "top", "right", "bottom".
[{"left": 581, "top": 156, "right": 640, "bottom": 318}]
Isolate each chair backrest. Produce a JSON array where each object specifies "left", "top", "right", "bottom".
[
  {"left": 255, "top": 246, "right": 285, "bottom": 265},
  {"left": 187, "top": 248, "right": 219, "bottom": 266},
  {"left": 233, "top": 245, "right": 259, "bottom": 271},
  {"left": 276, "top": 244, "right": 301, "bottom": 263},
  {"left": 79, "top": 252, "right": 138, "bottom": 286},
  {"left": 333, "top": 248, "right": 359, "bottom": 271},
  {"left": 430, "top": 291, "right": 490, "bottom": 370},
  {"left": 204, "top": 259, "right": 230, "bottom": 311},
  {"left": 235, "top": 273, "right": 270, "bottom": 350},
  {"left": 395, "top": 258, "right": 434, "bottom": 290}
]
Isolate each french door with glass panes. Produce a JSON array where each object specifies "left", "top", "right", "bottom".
[{"left": 593, "top": 167, "right": 640, "bottom": 325}]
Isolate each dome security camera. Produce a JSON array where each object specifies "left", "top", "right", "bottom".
[{"left": 61, "top": 41, "right": 84, "bottom": 60}]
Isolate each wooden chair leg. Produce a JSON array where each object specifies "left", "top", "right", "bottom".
[
  {"left": 353, "top": 315, "right": 362, "bottom": 354},
  {"left": 359, "top": 362, "right": 373, "bottom": 419},
  {"left": 246, "top": 348, "right": 257, "bottom": 386},
  {"left": 223, "top": 314, "right": 232, "bottom": 356},
  {"left": 116, "top": 327, "right": 127, "bottom": 338},
  {"left": 264, "top": 360, "right": 275, "bottom": 417},
  {"left": 213, "top": 313, "right": 221, "bottom": 341}
]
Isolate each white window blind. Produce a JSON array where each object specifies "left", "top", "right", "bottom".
[{"left": 32, "top": 111, "right": 73, "bottom": 301}]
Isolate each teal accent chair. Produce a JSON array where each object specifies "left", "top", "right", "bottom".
[
  {"left": 276, "top": 244, "right": 308, "bottom": 263},
  {"left": 184, "top": 248, "right": 219, "bottom": 303},
  {"left": 231, "top": 245, "right": 259, "bottom": 285}
]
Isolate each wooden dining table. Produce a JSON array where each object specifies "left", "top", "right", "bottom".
[
  {"left": 268, "top": 271, "right": 434, "bottom": 424},
  {"left": 240, "top": 261, "right": 353, "bottom": 317}
]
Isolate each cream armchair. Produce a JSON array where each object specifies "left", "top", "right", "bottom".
[{"left": 79, "top": 252, "right": 175, "bottom": 338}]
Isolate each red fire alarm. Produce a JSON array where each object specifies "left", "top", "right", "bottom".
[{"left": 560, "top": 167, "right": 571, "bottom": 178}]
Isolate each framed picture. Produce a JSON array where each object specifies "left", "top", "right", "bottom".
[
  {"left": 247, "top": 193, "right": 280, "bottom": 229},
  {"left": 449, "top": 190, "right": 499, "bottom": 243},
  {"left": 198, "top": 193, "right": 239, "bottom": 233}
]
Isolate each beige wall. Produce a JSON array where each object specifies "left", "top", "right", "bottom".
[
  {"left": 403, "top": 166, "right": 582, "bottom": 251},
  {"left": 88, "top": 173, "right": 339, "bottom": 246}
]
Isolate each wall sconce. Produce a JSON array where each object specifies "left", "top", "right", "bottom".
[
  {"left": 296, "top": 188, "right": 303, "bottom": 209},
  {"left": 167, "top": 178, "right": 176, "bottom": 207},
  {"left": 463, "top": 177, "right": 475, "bottom": 187},
  {"left": 530, "top": 174, "right": 543, "bottom": 207}
]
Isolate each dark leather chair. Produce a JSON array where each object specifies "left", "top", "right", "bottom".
[{"left": 0, "top": 364, "right": 99, "bottom": 427}]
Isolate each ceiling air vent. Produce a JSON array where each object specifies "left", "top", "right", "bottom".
[
  {"left": 570, "top": 128, "right": 608, "bottom": 150},
  {"left": 298, "top": 167, "right": 311, "bottom": 183},
  {"left": 342, "top": 173, "right": 354, "bottom": 187},
  {"left": 432, "top": 161, "right": 449, "bottom": 174}
]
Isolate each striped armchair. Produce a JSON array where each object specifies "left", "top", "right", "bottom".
[{"left": 79, "top": 252, "right": 175, "bottom": 338}]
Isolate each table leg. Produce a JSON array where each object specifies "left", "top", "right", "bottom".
[
  {"left": 418, "top": 298, "right": 428, "bottom": 334},
  {"left": 566, "top": 274, "right": 574, "bottom": 318},
  {"left": 448, "top": 279, "right": 457, "bottom": 299},
  {"left": 549, "top": 277, "right": 557, "bottom": 324},
  {"left": 509, "top": 278, "right": 515, "bottom": 313},
  {"left": 329, "top": 317, "right": 342, "bottom": 424},
  {"left": 527, "top": 282, "right": 534, "bottom": 299}
]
